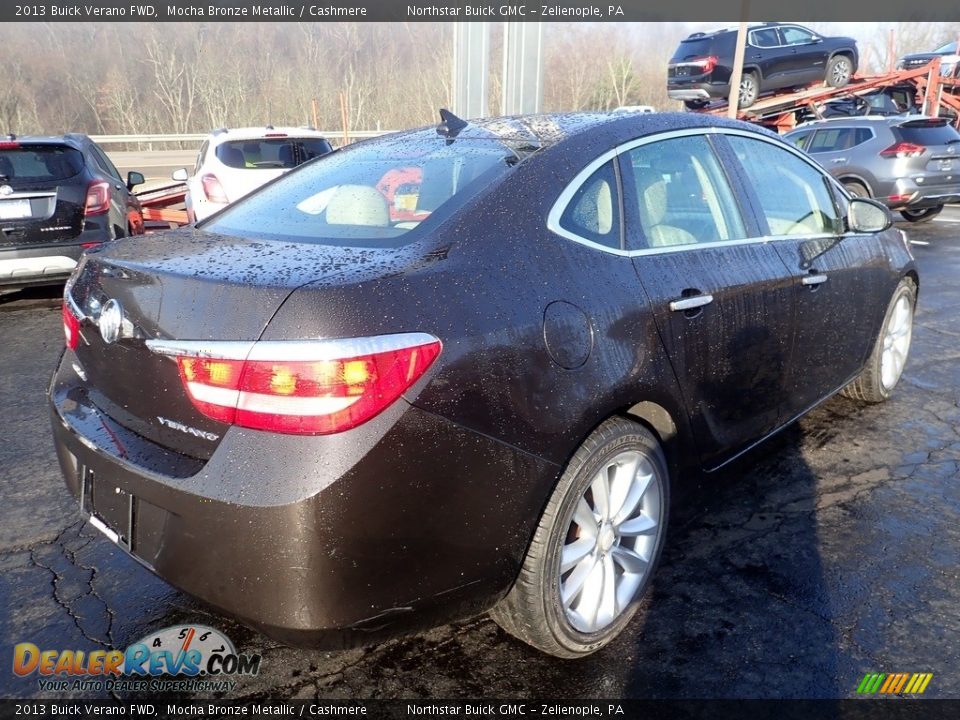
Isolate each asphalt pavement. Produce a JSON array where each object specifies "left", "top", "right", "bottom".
[{"left": 1, "top": 211, "right": 958, "bottom": 700}]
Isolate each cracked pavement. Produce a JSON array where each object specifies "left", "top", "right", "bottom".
[{"left": 1, "top": 212, "right": 959, "bottom": 700}]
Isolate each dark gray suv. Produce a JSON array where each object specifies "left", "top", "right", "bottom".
[{"left": 786, "top": 116, "right": 960, "bottom": 222}]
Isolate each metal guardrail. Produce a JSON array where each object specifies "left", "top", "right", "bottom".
[{"left": 90, "top": 131, "right": 390, "bottom": 145}]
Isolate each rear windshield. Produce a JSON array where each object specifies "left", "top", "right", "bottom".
[
  {"left": 894, "top": 121, "right": 960, "bottom": 146},
  {"left": 203, "top": 136, "right": 518, "bottom": 247},
  {"left": 0, "top": 145, "right": 84, "bottom": 182},
  {"left": 215, "top": 138, "right": 333, "bottom": 169},
  {"left": 672, "top": 33, "right": 729, "bottom": 60},
  {"left": 934, "top": 41, "right": 958, "bottom": 53}
]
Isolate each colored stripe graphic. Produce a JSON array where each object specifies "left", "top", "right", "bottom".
[{"left": 857, "top": 672, "right": 933, "bottom": 695}]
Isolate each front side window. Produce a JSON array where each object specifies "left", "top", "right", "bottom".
[
  {"left": 557, "top": 159, "right": 621, "bottom": 250},
  {"left": 204, "top": 135, "right": 518, "bottom": 247},
  {"left": 623, "top": 134, "right": 746, "bottom": 250},
  {"left": 786, "top": 130, "right": 814, "bottom": 150},
  {"left": 807, "top": 128, "right": 855, "bottom": 153},
  {"left": 728, "top": 135, "right": 840, "bottom": 236},
  {"left": 781, "top": 27, "right": 815, "bottom": 45}
]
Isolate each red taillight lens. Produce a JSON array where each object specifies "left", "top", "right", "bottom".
[
  {"left": 62, "top": 302, "right": 80, "bottom": 350},
  {"left": 174, "top": 337, "right": 442, "bottom": 435},
  {"left": 84, "top": 181, "right": 111, "bottom": 216},
  {"left": 690, "top": 55, "right": 718, "bottom": 74},
  {"left": 201, "top": 173, "right": 229, "bottom": 204},
  {"left": 880, "top": 142, "right": 925, "bottom": 158}
]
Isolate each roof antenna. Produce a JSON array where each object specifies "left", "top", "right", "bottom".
[{"left": 436, "top": 109, "right": 468, "bottom": 140}]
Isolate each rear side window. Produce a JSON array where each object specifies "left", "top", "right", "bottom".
[
  {"left": 750, "top": 28, "right": 781, "bottom": 47},
  {"left": 204, "top": 136, "right": 517, "bottom": 247},
  {"left": 194, "top": 140, "right": 209, "bottom": 175},
  {"left": 0, "top": 145, "right": 84, "bottom": 183},
  {"left": 558, "top": 159, "right": 621, "bottom": 250},
  {"left": 90, "top": 145, "right": 122, "bottom": 181},
  {"left": 728, "top": 136, "right": 840, "bottom": 236},
  {"left": 624, "top": 134, "right": 746, "bottom": 249},
  {"left": 215, "top": 138, "right": 333, "bottom": 170},
  {"left": 894, "top": 121, "right": 960, "bottom": 146}
]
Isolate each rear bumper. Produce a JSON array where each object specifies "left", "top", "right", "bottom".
[
  {"left": 667, "top": 80, "right": 727, "bottom": 102},
  {"left": 879, "top": 177, "right": 960, "bottom": 210},
  {"left": 0, "top": 230, "right": 108, "bottom": 289},
  {"left": 49, "top": 350, "right": 558, "bottom": 647}
]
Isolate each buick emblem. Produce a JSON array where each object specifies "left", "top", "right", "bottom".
[
  {"left": 98, "top": 299, "right": 124, "bottom": 344},
  {"left": 0, "top": 185, "right": 12, "bottom": 196}
]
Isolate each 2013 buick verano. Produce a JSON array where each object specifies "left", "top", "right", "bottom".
[{"left": 50, "top": 111, "right": 917, "bottom": 658}]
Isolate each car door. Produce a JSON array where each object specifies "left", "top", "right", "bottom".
[
  {"left": 779, "top": 26, "right": 830, "bottom": 84},
  {"left": 748, "top": 27, "right": 789, "bottom": 89},
  {"left": 622, "top": 131, "right": 797, "bottom": 469},
  {"left": 805, "top": 127, "right": 878, "bottom": 190},
  {"left": 723, "top": 133, "right": 888, "bottom": 419}
]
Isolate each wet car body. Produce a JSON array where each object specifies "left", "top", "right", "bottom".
[{"left": 50, "top": 112, "right": 916, "bottom": 649}]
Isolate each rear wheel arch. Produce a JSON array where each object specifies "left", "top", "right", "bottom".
[
  {"left": 838, "top": 175, "right": 874, "bottom": 197},
  {"left": 623, "top": 401, "right": 679, "bottom": 475}
]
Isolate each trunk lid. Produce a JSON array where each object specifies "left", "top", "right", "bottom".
[{"left": 67, "top": 227, "right": 423, "bottom": 459}]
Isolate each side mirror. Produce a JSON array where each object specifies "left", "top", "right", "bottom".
[
  {"left": 126, "top": 171, "right": 145, "bottom": 190},
  {"left": 810, "top": 36, "right": 823, "bottom": 43},
  {"left": 848, "top": 197, "right": 892, "bottom": 233},
  {"left": 171, "top": 168, "right": 189, "bottom": 182}
]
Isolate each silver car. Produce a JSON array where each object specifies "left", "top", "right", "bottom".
[{"left": 785, "top": 116, "right": 960, "bottom": 222}]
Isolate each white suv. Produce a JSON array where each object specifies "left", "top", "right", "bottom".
[{"left": 174, "top": 127, "right": 333, "bottom": 222}]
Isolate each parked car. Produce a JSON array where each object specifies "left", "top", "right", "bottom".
[
  {"left": 52, "top": 111, "right": 916, "bottom": 658},
  {"left": 794, "top": 85, "right": 919, "bottom": 125},
  {"left": 668, "top": 23, "right": 859, "bottom": 110},
  {"left": 785, "top": 115, "right": 960, "bottom": 222},
  {"left": 0, "top": 133, "right": 144, "bottom": 294},
  {"left": 896, "top": 40, "right": 958, "bottom": 71},
  {"left": 174, "top": 126, "right": 333, "bottom": 222},
  {"left": 612, "top": 105, "right": 656, "bottom": 114}
]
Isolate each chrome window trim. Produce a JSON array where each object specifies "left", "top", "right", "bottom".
[
  {"left": 546, "top": 127, "right": 844, "bottom": 259},
  {"left": 146, "top": 332, "right": 440, "bottom": 362}
]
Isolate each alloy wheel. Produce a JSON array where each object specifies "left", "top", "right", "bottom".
[
  {"left": 559, "top": 449, "right": 663, "bottom": 633},
  {"left": 880, "top": 294, "right": 912, "bottom": 390},
  {"left": 832, "top": 58, "right": 852, "bottom": 86},
  {"left": 739, "top": 76, "right": 757, "bottom": 107}
]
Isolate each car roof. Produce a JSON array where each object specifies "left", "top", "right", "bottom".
[
  {"left": 788, "top": 115, "right": 921, "bottom": 132},
  {"left": 378, "top": 111, "right": 778, "bottom": 153},
  {"left": 2, "top": 133, "right": 90, "bottom": 150}
]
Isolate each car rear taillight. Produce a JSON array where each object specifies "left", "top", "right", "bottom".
[
  {"left": 264, "top": 133, "right": 288, "bottom": 138},
  {"left": 84, "top": 180, "right": 111, "bottom": 216},
  {"left": 880, "top": 142, "right": 925, "bottom": 159},
  {"left": 201, "top": 173, "right": 229, "bottom": 204},
  {"left": 0, "top": 141, "right": 19, "bottom": 150},
  {"left": 62, "top": 301, "right": 80, "bottom": 350},
  {"left": 689, "top": 55, "right": 718, "bottom": 73},
  {"left": 164, "top": 334, "right": 442, "bottom": 435}
]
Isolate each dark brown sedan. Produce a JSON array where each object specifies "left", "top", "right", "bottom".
[{"left": 50, "top": 111, "right": 917, "bottom": 657}]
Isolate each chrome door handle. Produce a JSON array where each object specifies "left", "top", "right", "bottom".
[
  {"left": 829, "top": 158, "right": 848, "bottom": 163},
  {"left": 802, "top": 274, "right": 829, "bottom": 286},
  {"left": 670, "top": 294, "right": 714, "bottom": 312}
]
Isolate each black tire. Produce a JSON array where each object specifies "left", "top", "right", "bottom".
[
  {"left": 490, "top": 417, "right": 670, "bottom": 658},
  {"left": 826, "top": 55, "right": 853, "bottom": 88},
  {"left": 737, "top": 72, "right": 759, "bottom": 109},
  {"left": 899, "top": 206, "right": 943, "bottom": 223},
  {"left": 683, "top": 99, "right": 709, "bottom": 111},
  {"left": 842, "top": 180, "right": 870, "bottom": 199},
  {"left": 842, "top": 277, "right": 916, "bottom": 403}
]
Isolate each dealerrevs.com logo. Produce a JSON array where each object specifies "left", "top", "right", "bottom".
[{"left": 13, "top": 625, "right": 261, "bottom": 693}]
